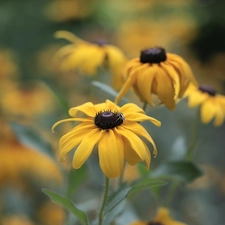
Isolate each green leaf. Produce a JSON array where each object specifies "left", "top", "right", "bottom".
[
  {"left": 104, "top": 180, "right": 166, "bottom": 215},
  {"left": 103, "top": 200, "right": 126, "bottom": 225},
  {"left": 10, "top": 122, "right": 56, "bottom": 160},
  {"left": 66, "top": 166, "right": 88, "bottom": 198},
  {"left": 42, "top": 188, "right": 88, "bottom": 225},
  {"left": 151, "top": 160, "right": 203, "bottom": 183},
  {"left": 91, "top": 81, "right": 128, "bottom": 104}
]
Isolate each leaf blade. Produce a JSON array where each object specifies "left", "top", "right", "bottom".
[{"left": 42, "top": 188, "right": 88, "bottom": 225}]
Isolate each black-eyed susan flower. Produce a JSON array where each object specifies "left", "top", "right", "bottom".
[
  {"left": 130, "top": 207, "right": 186, "bottom": 225},
  {"left": 53, "top": 31, "right": 127, "bottom": 89},
  {"left": 184, "top": 83, "right": 225, "bottom": 126},
  {"left": 115, "top": 47, "right": 197, "bottom": 110},
  {"left": 52, "top": 99, "right": 161, "bottom": 178}
]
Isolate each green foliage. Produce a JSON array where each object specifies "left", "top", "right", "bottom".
[
  {"left": 42, "top": 188, "right": 89, "bottom": 225},
  {"left": 151, "top": 160, "right": 203, "bottom": 184},
  {"left": 66, "top": 166, "right": 88, "bottom": 198},
  {"left": 104, "top": 179, "right": 166, "bottom": 215},
  {"left": 10, "top": 122, "right": 56, "bottom": 160},
  {"left": 91, "top": 81, "right": 128, "bottom": 104}
]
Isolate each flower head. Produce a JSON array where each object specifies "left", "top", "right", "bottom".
[
  {"left": 184, "top": 83, "right": 225, "bottom": 126},
  {"left": 115, "top": 47, "right": 197, "bottom": 110},
  {"left": 53, "top": 31, "right": 127, "bottom": 89},
  {"left": 130, "top": 207, "right": 186, "bottom": 225},
  {"left": 52, "top": 99, "right": 161, "bottom": 178}
]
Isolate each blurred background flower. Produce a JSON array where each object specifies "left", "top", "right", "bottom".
[{"left": 1, "top": 0, "right": 225, "bottom": 224}]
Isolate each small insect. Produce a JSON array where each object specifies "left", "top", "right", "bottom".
[{"left": 115, "top": 112, "right": 125, "bottom": 123}]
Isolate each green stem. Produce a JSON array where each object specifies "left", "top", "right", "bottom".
[
  {"left": 164, "top": 180, "right": 180, "bottom": 207},
  {"left": 186, "top": 107, "right": 201, "bottom": 161},
  {"left": 98, "top": 176, "right": 110, "bottom": 225},
  {"left": 142, "top": 102, "right": 148, "bottom": 112}
]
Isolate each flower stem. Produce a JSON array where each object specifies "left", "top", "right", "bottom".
[
  {"left": 186, "top": 107, "right": 201, "bottom": 161},
  {"left": 98, "top": 176, "right": 109, "bottom": 225},
  {"left": 142, "top": 102, "right": 148, "bottom": 112}
]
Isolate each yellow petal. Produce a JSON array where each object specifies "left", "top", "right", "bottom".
[
  {"left": 187, "top": 91, "right": 208, "bottom": 108},
  {"left": 105, "top": 99, "right": 120, "bottom": 112},
  {"left": 201, "top": 98, "right": 216, "bottom": 124},
  {"left": 122, "top": 122, "right": 157, "bottom": 156},
  {"left": 105, "top": 45, "right": 127, "bottom": 90},
  {"left": 115, "top": 127, "right": 147, "bottom": 161},
  {"left": 213, "top": 100, "right": 225, "bottom": 126},
  {"left": 59, "top": 46, "right": 90, "bottom": 72},
  {"left": 161, "top": 62, "right": 180, "bottom": 99},
  {"left": 54, "top": 30, "right": 86, "bottom": 44},
  {"left": 125, "top": 113, "right": 161, "bottom": 127},
  {"left": 167, "top": 53, "right": 197, "bottom": 85},
  {"left": 80, "top": 45, "right": 105, "bottom": 74},
  {"left": 121, "top": 103, "right": 144, "bottom": 115},
  {"left": 115, "top": 65, "right": 140, "bottom": 104},
  {"left": 135, "top": 64, "right": 157, "bottom": 105},
  {"left": 59, "top": 123, "right": 95, "bottom": 159},
  {"left": 73, "top": 128, "right": 103, "bottom": 169},
  {"left": 69, "top": 102, "right": 97, "bottom": 117},
  {"left": 122, "top": 137, "right": 142, "bottom": 165},
  {"left": 53, "top": 44, "right": 76, "bottom": 63},
  {"left": 52, "top": 117, "right": 93, "bottom": 132},
  {"left": 142, "top": 141, "right": 151, "bottom": 169},
  {"left": 98, "top": 130, "right": 124, "bottom": 178},
  {"left": 156, "top": 67, "right": 176, "bottom": 110}
]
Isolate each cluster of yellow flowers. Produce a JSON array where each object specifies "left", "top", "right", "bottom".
[{"left": 53, "top": 31, "right": 225, "bottom": 180}]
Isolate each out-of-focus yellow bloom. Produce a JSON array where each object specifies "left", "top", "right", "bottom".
[
  {"left": 1, "top": 215, "right": 34, "bottom": 225},
  {"left": 0, "top": 138, "right": 62, "bottom": 184},
  {"left": 52, "top": 99, "right": 161, "bottom": 178},
  {"left": 116, "top": 16, "right": 197, "bottom": 58},
  {"left": 45, "top": 0, "right": 93, "bottom": 22},
  {"left": 115, "top": 47, "right": 197, "bottom": 110},
  {"left": 0, "top": 81, "right": 56, "bottom": 118},
  {"left": 123, "top": 164, "right": 140, "bottom": 183},
  {"left": 53, "top": 31, "right": 127, "bottom": 89},
  {"left": 130, "top": 207, "right": 187, "bottom": 225},
  {"left": 184, "top": 83, "right": 225, "bottom": 126},
  {"left": 37, "top": 202, "right": 65, "bottom": 225},
  {"left": 0, "top": 49, "right": 18, "bottom": 84}
]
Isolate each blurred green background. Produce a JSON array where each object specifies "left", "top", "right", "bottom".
[{"left": 0, "top": 1, "right": 225, "bottom": 225}]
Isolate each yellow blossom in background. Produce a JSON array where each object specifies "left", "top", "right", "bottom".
[
  {"left": 1, "top": 215, "right": 34, "bottom": 225},
  {"left": 115, "top": 47, "right": 197, "bottom": 110},
  {"left": 0, "top": 138, "right": 62, "bottom": 184},
  {"left": 37, "top": 202, "right": 65, "bottom": 225},
  {"left": 117, "top": 17, "right": 197, "bottom": 58},
  {"left": 184, "top": 83, "right": 225, "bottom": 126},
  {"left": 0, "top": 81, "right": 56, "bottom": 119},
  {"left": 45, "top": 0, "right": 93, "bottom": 22},
  {"left": 53, "top": 31, "right": 127, "bottom": 89},
  {"left": 130, "top": 207, "right": 187, "bottom": 225},
  {"left": 52, "top": 99, "right": 161, "bottom": 178},
  {"left": 0, "top": 49, "right": 18, "bottom": 85},
  {"left": 123, "top": 164, "right": 140, "bottom": 183}
]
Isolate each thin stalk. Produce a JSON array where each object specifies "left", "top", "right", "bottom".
[
  {"left": 164, "top": 180, "right": 180, "bottom": 207},
  {"left": 142, "top": 102, "right": 148, "bottom": 112},
  {"left": 186, "top": 107, "right": 201, "bottom": 161},
  {"left": 98, "top": 176, "right": 110, "bottom": 225}
]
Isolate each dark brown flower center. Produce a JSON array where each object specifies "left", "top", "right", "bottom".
[
  {"left": 148, "top": 222, "right": 163, "bottom": 225},
  {"left": 94, "top": 110, "right": 125, "bottom": 130},
  {"left": 92, "top": 39, "right": 108, "bottom": 46},
  {"left": 140, "top": 47, "right": 167, "bottom": 64},
  {"left": 198, "top": 84, "right": 216, "bottom": 96}
]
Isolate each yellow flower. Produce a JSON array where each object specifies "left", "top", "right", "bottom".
[
  {"left": 184, "top": 83, "right": 225, "bottom": 126},
  {"left": 53, "top": 31, "right": 127, "bottom": 89},
  {"left": 130, "top": 207, "right": 187, "bottom": 225},
  {"left": 115, "top": 47, "right": 197, "bottom": 110},
  {"left": 52, "top": 99, "right": 161, "bottom": 178}
]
